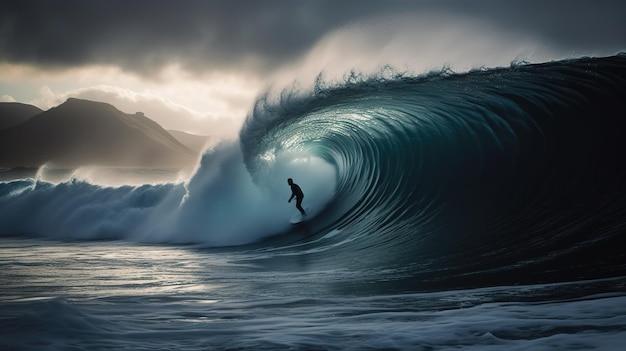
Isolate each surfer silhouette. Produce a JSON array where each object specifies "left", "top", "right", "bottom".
[{"left": 288, "top": 178, "right": 306, "bottom": 216}]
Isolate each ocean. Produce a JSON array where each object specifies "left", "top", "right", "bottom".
[{"left": 1, "top": 54, "right": 626, "bottom": 350}]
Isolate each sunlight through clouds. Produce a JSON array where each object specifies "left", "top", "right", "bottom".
[
  {"left": 1, "top": 1, "right": 623, "bottom": 138},
  {"left": 1, "top": 63, "right": 261, "bottom": 136}
]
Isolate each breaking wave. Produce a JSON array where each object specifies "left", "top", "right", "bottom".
[{"left": 2, "top": 54, "right": 626, "bottom": 288}]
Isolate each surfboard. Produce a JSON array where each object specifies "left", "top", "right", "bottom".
[
  {"left": 290, "top": 213, "right": 306, "bottom": 224},
  {"left": 290, "top": 207, "right": 311, "bottom": 224}
]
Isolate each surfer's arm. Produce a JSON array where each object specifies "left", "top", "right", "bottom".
[{"left": 288, "top": 193, "right": 295, "bottom": 202}]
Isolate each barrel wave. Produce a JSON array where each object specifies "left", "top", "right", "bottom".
[
  {"left": 241, "top": 54, "right": 626, "bottom": 290},
  {"left": 1, "top": 55, "right": 626, "bottom": 292}
]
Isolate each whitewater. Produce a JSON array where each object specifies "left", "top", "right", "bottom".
[{"left": 2, "top": 54, "right": 626, "bottom": 350}]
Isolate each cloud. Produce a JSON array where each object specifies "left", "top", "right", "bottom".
[
  {"left": 1, "top": 0, "right": 624, "bottom": 138},
  {"left": 2, "top": 1, "right": 623, "bottom": 80},
  {"left": 1, "top": 0, "right": 351, "bottom": 78},
  {"left": 0, "top": 60, "right": 262, "bottom": 136},
  {"left": 1, "top": 95, "right": 16, "bottom": 102}
]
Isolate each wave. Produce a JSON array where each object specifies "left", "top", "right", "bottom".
[
  {"left": 241, "top": 54, "right": 626, "bottom": 286},
  {"left": 2, "top": 54, "right": 626, "bottom": 288}
]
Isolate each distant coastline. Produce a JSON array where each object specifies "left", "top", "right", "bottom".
[{"left": 0, "top": 98, "right": 210, "bottom": 172}]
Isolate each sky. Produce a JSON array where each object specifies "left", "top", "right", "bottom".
[{"left": 1, "top": 0, "right": 625, "bottom": 136}]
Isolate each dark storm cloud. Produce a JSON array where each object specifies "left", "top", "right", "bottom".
[
  {"left": 1, "top": 0, "right": 358, "bottom": 74},
  {"left": 1, "top": 0, "right": 625, "bottom": 76}
]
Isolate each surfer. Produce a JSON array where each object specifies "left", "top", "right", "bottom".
[{"left": 288, "top": 178, "right": 306, "bottom": 216}]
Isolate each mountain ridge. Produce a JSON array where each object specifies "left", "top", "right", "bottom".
[
  {"left": 167, "top": 130, "right": 211, "bottom": 153},
  {"left": 0, "top": 102, "right": 43, "bottom": 129},
  {"left": 0, "top": 98, "right": 198, "bottom": 168}
]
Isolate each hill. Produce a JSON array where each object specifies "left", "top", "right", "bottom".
[
  {"left": 168, "top": 130, "right": 211, "bottom": 153},
  {"left": 0, "top": 98, "right": 197, "bottom": 168},
  {"left": 0, "top": 102, "right": 43, "bottom": 129}
]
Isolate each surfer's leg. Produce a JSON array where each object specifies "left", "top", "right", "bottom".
[{"left": 296, "top": 197, "right": 306, "bottom": 216}]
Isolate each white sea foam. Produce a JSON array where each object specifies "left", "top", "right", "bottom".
[{"left": 0, "top": 141, "right": 336, "bottom": 246}]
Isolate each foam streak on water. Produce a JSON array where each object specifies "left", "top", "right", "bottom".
[{"left": 1, "top": 239, "right": 626, "bottom": 350}]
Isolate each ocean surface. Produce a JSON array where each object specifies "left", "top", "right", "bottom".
[{"left": 2, "top": 54, "right": 626, "bottom": 350}]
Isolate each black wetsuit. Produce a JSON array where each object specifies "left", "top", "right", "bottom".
[{"left": 289, "top": 183, "right": 306, "bottom": 216}]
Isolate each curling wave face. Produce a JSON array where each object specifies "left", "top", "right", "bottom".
[{"left": 241, "top": 54, "right": 626, "bottom": 288}]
